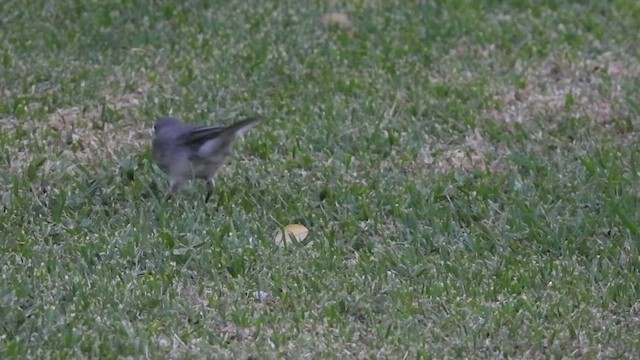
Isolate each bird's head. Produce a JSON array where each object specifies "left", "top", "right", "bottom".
[{"left": 154, "top": 117, "right": 182, "bottom": 133}]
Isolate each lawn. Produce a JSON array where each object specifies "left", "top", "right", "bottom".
[{"left": 1, "top": 0, "right": 640, "bottom": 358}]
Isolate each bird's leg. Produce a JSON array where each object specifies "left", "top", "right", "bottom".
[
  {"left": 205, "top": 179, "right": 215, "bottom": 203},
  {"left": 167, "top": 179, "right": 184, "bottom": 200}
]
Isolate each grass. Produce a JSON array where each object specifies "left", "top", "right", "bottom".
[{"left": 1, "top": 0, "right": 640, "bottom": 358}]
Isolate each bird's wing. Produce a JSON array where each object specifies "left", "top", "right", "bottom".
[
  {"left": 177, "top": 126, "right": 225, "bottom": 146},
  {"left": 179, "top": 118, "right": 262, "bottom": 160},
  {"left": 178, "top": 118, "right": 261, "bottom": 146}
]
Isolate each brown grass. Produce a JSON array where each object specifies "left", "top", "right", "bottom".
[
  {"left": 4, "top": 78, "right": 151, "bottom": 179},
  {"left": 488, "top": 52, "right": 640, "bottom": 127}
]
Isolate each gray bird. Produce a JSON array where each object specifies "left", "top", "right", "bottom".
[{"left": 152, "top": 116, "right": 260, "bottom": 202}]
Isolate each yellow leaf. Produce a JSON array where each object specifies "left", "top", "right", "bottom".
[
  {"left": 273, "top": 224, "right": 309, "bottom": 246},
  {"left": 320, "top": 13, "right": 353, "bottom": 32}
]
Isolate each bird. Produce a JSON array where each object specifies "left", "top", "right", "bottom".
[{"left": 151, "top": 116, "right": 260, "bottom": 202}]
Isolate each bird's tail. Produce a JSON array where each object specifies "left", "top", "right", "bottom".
[{"left": 221, "top": 117, "right": 262, "bottom": 138}]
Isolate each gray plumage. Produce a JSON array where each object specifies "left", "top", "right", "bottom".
[{"left": 152, "top": 116, "right": 260, "bottom": 202}]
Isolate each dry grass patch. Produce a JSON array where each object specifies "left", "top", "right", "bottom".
[
  {"left": 5, "top": 81, "right": 151, "bottom": 181},
  {"left": 488, "top": 52, "right": 640, "bottom": 128},
  {"left": 410, "top": 128, "right": 508, "bottom": 175}
]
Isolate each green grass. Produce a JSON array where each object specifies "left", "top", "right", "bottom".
[{"left": 1, "top": 0, "right": 640, "bottom": 358}]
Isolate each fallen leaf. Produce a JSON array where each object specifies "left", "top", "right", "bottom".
[
  {"left": 273, "top": 224, "right": 309, "bottom": 246},
  {"left": 320, "top": 12, "right": 354, "bottom": 32}
]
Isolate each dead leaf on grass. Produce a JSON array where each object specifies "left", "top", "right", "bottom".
[
  {"left": 320, "top": 12, "right": 354, "bottom": 32},
  {"left": 273, "top": 224, "right": 310, "bottom": 247}
]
